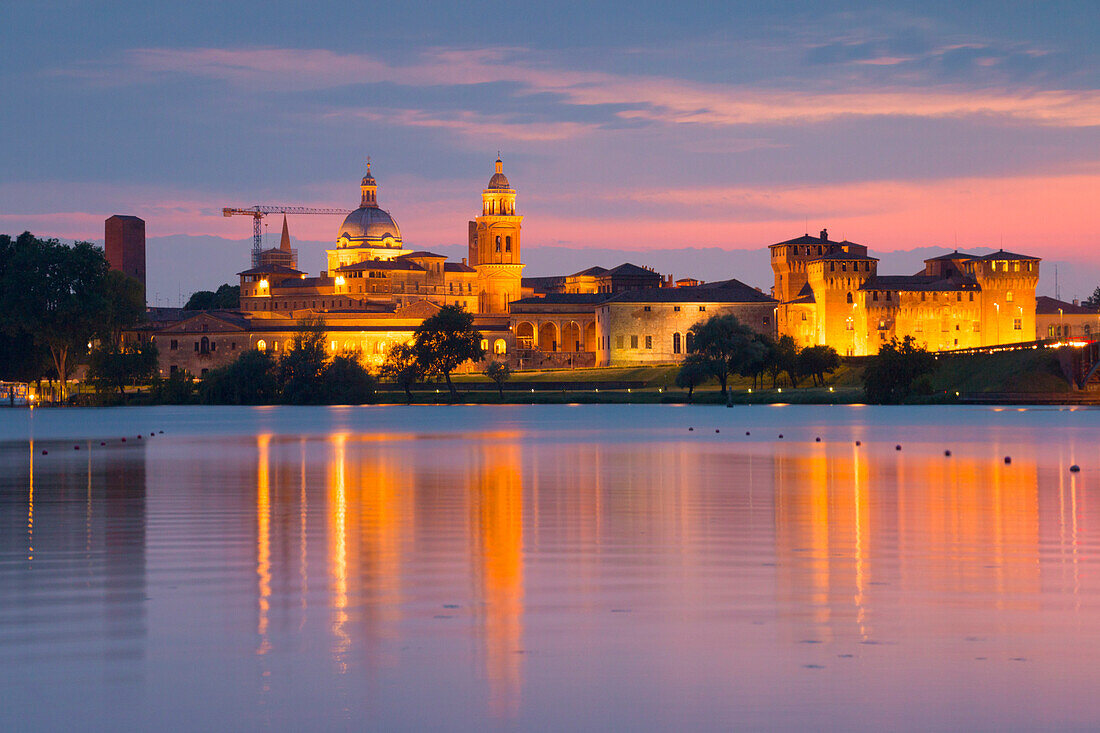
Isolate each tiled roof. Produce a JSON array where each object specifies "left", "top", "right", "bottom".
[
  {"left": 606, "top": 263, "right": 660, "bottom": 278},
  {"left": 336, "top": 260, "right": 424, "bottom": 272},
  {"left": 236, "top": 264, "right": 304, "bottom": 276},
  {"left": 443, "top": 262, "right": 476, "bottom": 273},
  {"left": 925, "top": 250, "right": 981, "bottom": 261},
  {"left": 277, "top": 276, "right": 334, "bottom": 288},
  {"left": 569, "top": 266, "right": 610, "bottom": 277},
  {"left": 608, "top": 278, "right": 775, "bottom": 304},
  {"left": 975, "top": 250, "right": 1040, "bottom": 261},
  {"left": 397, "top": 250, "right": 448, "bottom": 259},
  {"left": 860, "top": 275, "right": 979, "bottom": 292},
  {"left": 511, "top": 293, "right": 612, "bottom": 306},
  {"left": 1037, "top": 296, "right": 1100, "bottom": 315}
]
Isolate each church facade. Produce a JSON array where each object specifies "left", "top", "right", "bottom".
[{"left": 771, "top": 230, "right": 1040, "bottom": 356}]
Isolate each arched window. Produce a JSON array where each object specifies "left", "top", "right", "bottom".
[
  {"left": 673, "top": 332, "right": 681, "bottom": 354},
  {"left": 256, "top": 339, "right": 267, "bottom": 351},
  {"left": 495, "top": 236, "right": 502, "bottom": 252},
  {"left": 200, "top": 336, "right": 210, "bottom": 354},
  {"left": 1006, "top": 291, "right": 1014, "bottom": 302},
  {"left": 846, "top": 292, "right": 853, "bottom": 304},
  {"left": 685, "top": 332, "right": 695, "bottom": 352},
  {"left": 494, "top": 339, "right": 507, "bottom": 355},
  {"left": 505, "top": 236, "right": 512, "bottom": 252}
]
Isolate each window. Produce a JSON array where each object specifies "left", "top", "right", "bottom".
[
  {"left": 1006, "top": 291, "right": 1014, "bottom": 303},
  {"left": 921, "top": 292, "right": 926, "bottom": 302},
  {"left": 956, "top": 292, "right": 962, "bottom": 302},
  {"left": 495, "top": 236, "right": 502, "bottom": 252},
  {"left": 1048, "top": 324, "right": 1056, "bottom": 337},
  {"left": 170, "top": 339, "right": 178, "bottom": 350},
  {"left": 886, "top": 291, "right": 892, "bottom": 302},
  {"left": 915, "top": 322, "right": 924, "bottom": 333},
  {"left": 698, "top": 306, "right": 706, "bottom": 312},
  {"left": 973, "top": 322, "right": 981, "bottom": 332},
  {"left": 170, "top": 365, "right": 178, "bottom": 375},
  {"left": 630, "top": 335, "right": 639, "bottom": 349},
  {"left": 673, "top": 306, "right": 680, "bottom": 312},
  {"left": 686, "top": 332, "right": 695, "bottom": 351},
  {"left": 643, "top": 306, "right": 651, "bottom": 312},
  {"left": 616, "top": 335, "right": 624, "bottom": 349},
  {"left": 645, "top": 335, "right": 652, "bottom": 349},
  {"left": 801, "top": 312, "right": 807, "bottom": 321},
  {"left": 846, "top": 292, "right": 853, "bottom": 304},
  {"left": 1013, "top": 318, "right": 1022, "bottom": 331},
  {"left": 969, "top": 292, "right": 974, "bottom": 302},
  {"left": 878, "top": 319, "right": 887, "bottom": 330},
  {"left": 505, "top": 236, "right": 512, "bottom": 252},
  {"left": 673, "top": 333, "right": 681, "bottom": 354},
  {"left": 193, "top": 341, "right": 199, "bottom": 352},
  {"left": 257, "top": 340, "right": 267, "bottom": 351},
  {"left": 845, "top": 318, "right": 854, "bottom": 331}
]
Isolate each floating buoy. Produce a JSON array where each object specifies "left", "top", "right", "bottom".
[
  {"left": 1071, "top": 465, "right": 1081, "bottom": 473},
  {"left": 778, "top": 434, "right": 784, "bottom": 439},
  {"left": 944, "top": 450, "right": 952, "bottom": 457},
  {"left": 74, "top": 446, "right": 79, "bottom": 450},
  {"left": 158, "top": 430, "right": 164, "bottom": 434},
  {"left": 815, "top": 437, "right": 821, "bottom": 442},
  {"left": 745, "top": 431, "right": 750, "bottom": 435},
  {"left": 715, "top": 429, "right": 720, "bottom": 433},
  {"left": 688, "top": 427, "right": 694, "bottom": 432},
  {"left": 1004, "top": 456, "right": 1012, "bottom": 465},
  {"left": 895, "top": 445, "right": 902, "bottom": 451},
  {"left": 100, "top": 442, "right": 106, "bottom": 446},
  {"left": 121, "top": 438, "right": 126, "bottom": 442},
  {"left": 855, "top": 441, "right": 861, "bottom": 446},
  {"left": 41, "top": 450, "right": 48, "bottom": 455},
  {"left": 137, "top": 435, "right": 142, "bottom": 440},
  {"left": 150, "top": 433, "right": 155, "bottom": 437}
]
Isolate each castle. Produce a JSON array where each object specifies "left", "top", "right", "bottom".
[{"left": 770, "top": 230, "right": 1039, "bottom": 355}]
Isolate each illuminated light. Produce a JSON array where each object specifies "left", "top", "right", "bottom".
[
  {"left": 259, "top": 279, "right": 269, "bottom": 289},
  {"left": 334, "top": 276, "right": 345, "bottom": 286},
  {"left": 828, "top": 387, "right": 834, "bottom": 392},
  {"left": 330, "top": 340, "right": 337, "bottom": 351},
  {"left": 777, "top": 388, "right": 782, "bottom": 393},
  {"left": 748, "top": 388, "right": 753, "bottom": 393}
]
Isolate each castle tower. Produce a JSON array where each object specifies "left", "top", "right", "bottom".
[
  {"left": 968, "top": 251, "right": 1040, "bottom": 346},
  {"left": 469, "top": 157, "right": 524, "bottom": 314},
  {"left": 805, "top": 246, "right": 877, "bottom": 355}
]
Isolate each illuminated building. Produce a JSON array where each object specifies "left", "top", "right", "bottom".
[{"left": 772, "top": 230, "right": 1041, "bottom": 355}]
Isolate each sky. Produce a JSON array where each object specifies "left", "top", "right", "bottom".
[{"left": 2, "top": 1, "right": 1098, "bottom": 300}]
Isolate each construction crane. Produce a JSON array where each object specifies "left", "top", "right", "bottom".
[{"left": 222, "top": 205, "right": 351, "bottom": 267}]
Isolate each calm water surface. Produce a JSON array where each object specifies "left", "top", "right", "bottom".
[{"left": 1, "top": 404, "right": 1099, "bottom": 731}]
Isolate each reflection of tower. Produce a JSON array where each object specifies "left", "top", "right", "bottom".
[
  {"left": 470, "top": 443, "right": 525, "bottom": 718},
  {"left": 469, "top": 158, "right": 524, "bottom": 314}
]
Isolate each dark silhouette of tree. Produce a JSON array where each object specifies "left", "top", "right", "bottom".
[
  {"left": 184, "top": 284, "right": 240, "bottom": 310},
  {"left": 278, "top": 316, "right": 329, "bottom": 403},
  {"left": 797, "top": 345, "right": 842, "bottom": 387},
  {"left": 414, "top": 305, "right": 486, "bottom": 399},
  {"left": 199, "top": 350, "right": 279, "bottom": 404},
  {"left": 87, "top": 340, "right": 159, "bottom": 397},
  {"left": 1084, "top": 287, "right": 1100, "bottom": 310},
  {"left": 862, "top": 336, "right": 936, "bottom": 403},
  {"left": 380, "top": 343, "right": 422, "bottom": 402},
  {"left": 485, "top": 361, "right": 511, "bottom": 398},
  {"left": 320, "top": 355, "right": 376, "bottom": 404},
  {"left": 686, "top": 314, "right": 758, "bottom": 395},
  {"left": 675, "top": 352, "right": 712, "bottom": 401}
]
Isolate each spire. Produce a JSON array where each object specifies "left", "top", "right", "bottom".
[
  {"left": 360, "top": 159, "right": 378, "bottom": 207},
  {"left": 279, "top": 214, "right": 291, "bottom": 251},
  {"left": 495, "top": 155, "right": 503, "bottom": 174}
]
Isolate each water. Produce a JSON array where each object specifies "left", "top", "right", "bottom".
[{"left": 1, "top": 404, "right": 1098, "bottom": 731}]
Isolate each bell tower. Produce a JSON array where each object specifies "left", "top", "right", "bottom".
[{"left": 469, "top": 157, "right": 524, "bottom": 313}]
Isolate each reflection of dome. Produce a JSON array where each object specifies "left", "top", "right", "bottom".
[
  {"left": 487, "top": 157, "right": 511, "bottom": 190},
  {"left": 338, "top": 206, "right": 401, "bottom": 244}
]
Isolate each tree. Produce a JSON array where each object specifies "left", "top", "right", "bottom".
[
  {"left": 380, "top": 342, "right": 422, "bottom": 402},
  {"left": 687, "top": 314, "right": 758, "bottom": 395},
  {"left": 797, "top": 345, "right": 842, "bottom": 387},
  {"left": 320, "top": 355, "right": 376, "bottom": 404},
  {"left": 735, "top": 336, "right": 770, "bottom": 389},
  {"left": 862, "top": 336, "right": 937, "bottom": 403},
  {"left": 675, "top": 353, "right": 712, "bottom": 401},
  {"left": 184, "top": 284, "right": 240, "bottom": 310},
  {"left": 278, "top": 316, "right": 329, "bottom": 403},
  {"left": 199, "top": 350, "right": 279, "bottom": 404},
  {"left": 414, "top": 305, "right": 486, "bottom": 399},
  {"left": 86, "top": 340, "right": 159, "bottom": 397},
  {"left": 100, "top": 270, "right": 146, "bottom": 341},
  {"left": 776, "top": 335, "right": 801, "bottom": 388},
  {"left": 0, "top": 233, "right": 113, "bottom": 400},
  {"left": 485, "top": 361, "right": 511, "bottom": 398},
  {"left": 151, "top": 369, "right": 195, "bottom": 404}
]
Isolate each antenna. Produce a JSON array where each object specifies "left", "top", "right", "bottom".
[{"left": 1055, "top": 265, "right": 1061, "bottom": 301}]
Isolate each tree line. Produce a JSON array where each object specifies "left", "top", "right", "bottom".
[
  {"left": 674, "top": 314, "right": 842, "bottom": 399},
  {"left": 0, "top": 232, "right": 147, "bottom": 400}
]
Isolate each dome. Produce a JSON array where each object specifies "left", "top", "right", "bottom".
[
  {"left": 487, "top": 157, "right": 512, "bottom": 190},
  {"left": 338, "top": 206, "right": 402, "bottom": 245}
]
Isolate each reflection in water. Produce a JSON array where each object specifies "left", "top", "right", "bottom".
[
  {"left": 3, "top": 407, "right": 1100, "bottom": 731},
  {"left": 470, "top": 443, "right": 525, "bottom": 718}
]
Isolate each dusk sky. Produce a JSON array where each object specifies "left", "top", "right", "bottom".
[{"left": 3, "top": 1, "right": 1099, "bottom": 297}]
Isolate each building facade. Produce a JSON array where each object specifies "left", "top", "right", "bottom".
[
  {"left": 772, "top": 230, "right": 1040, "bottom": 355},
  {"left": 1036, "top": 296, "right": 1100, "bottom": 340}
]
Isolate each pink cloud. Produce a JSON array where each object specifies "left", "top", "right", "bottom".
[
  {"left": 326, "top": 108, "right": 595, "bottom": 142},
  {"left": 66, "top": 46, "right": 1100, "bottom": 129}
]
